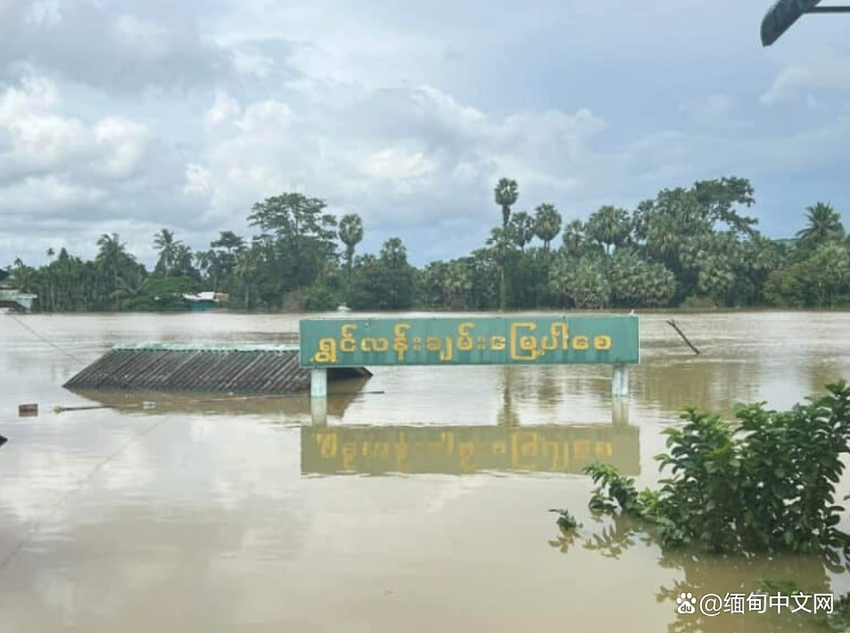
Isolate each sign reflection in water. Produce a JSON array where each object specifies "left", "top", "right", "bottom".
[{"left": 301, "top": 422, "right": 639, "bottom": 476}]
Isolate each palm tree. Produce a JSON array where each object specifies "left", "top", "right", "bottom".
[
  {"left": 796, "top": 202, "right": 844, "bottom": 248},
  {"left": 153, "top": 229, "right": 181, "bottom": 276},
  {"left": 586, "top": 205, "right": 631, "bottom": 254},
  {"left": 96, "top": 233, "right": 131, "bottom": 310},
  {"left": 172, "top": 244, "right": 195, "bottom": 277},
  {"left": 487, "top": 227, "right": 514, "bottom": 310},
  {"left": 45, "top": 248, "right": 55, "bottom": 311},
  {"left": 533, "top": 203, "right": 562, "bottom": 251},
  {"left": 12, "top": 259, "right": 38, "bottom": 294},
  {"left": 508, "top": 211, "right": 535, "bottom": 251},
  {"left": 562, "top": 220, "right": 587, "bottom": 257},
  {"left": 494, "top": 178, "right": 519, "bottom": 228},
  {"left": 338, "top": 214, "right": 364, "bottom": 285},
  {"left": 443, "top": 260, "right": 472, "bottom": 309},
  {"left": 195, "top": 250, "right": 212, "bottom": 282},
  {"left": 235, "top": 245, "right": 260, "bottom": 309}
]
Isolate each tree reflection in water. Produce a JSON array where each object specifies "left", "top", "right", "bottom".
[{"left": 549, "top": 511, "right": 848, "bottom": 633}]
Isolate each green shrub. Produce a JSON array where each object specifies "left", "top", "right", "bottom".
[
  {"left": 302, "top": 283, "right": 339, "bottom": 311},
  {"left": 572, "top": 381, "right": 850, "bottom": 555}
]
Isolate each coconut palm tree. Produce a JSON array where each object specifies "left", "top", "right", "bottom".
[
  {"left": 796, "top": 202, "right": 844, "bottom": 249},
  {"left": 172, "top": 244, "right": 196, "bottom": 277},
  {"left": 338, "top": 214, "right": 364, "bottom": 285},
  {"left": 96, "top": 233, "right": 133, "bottom": 310},
  {"left": 533, "top": 203, "right": 562, "bottom": 251},
  {"left": 11, "top": 259, "right": 38, "bottom": 294},
  {"left": 494, "top": 178, "right": 519, "bottom": 228},
  {"left": 153, "top": 229, "right": 181, "bottom": 276},
  {"left": 195, "top": 250, "right": 213, "bottom": 285}
]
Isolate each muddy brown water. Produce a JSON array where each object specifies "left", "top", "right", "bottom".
[{"left": 2, "top": 311, "right": 850, "bottom": 632}]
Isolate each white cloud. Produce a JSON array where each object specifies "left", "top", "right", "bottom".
[
  {"left": 93, "top": 116, "right": 150, "bottom": 178},
  {"left": 0, "top": 174, "right": 105, "bottom": 213},
  {"left": 359, "top": 147, "right": 435, "bottom": 180},
  {"left": 0, "top": 70, "right": 59, "bottom": 118},
  {"left": 205, "top": 90, "right": 241, "bottom": 128},
  {"left": 0, "top": 71, "right": 150, "bottom": 181},
  {"left": 680, "top": 93, "right": 733, "bottom": 119},
  {"left": 189, "top": 83, "right": 609, "bottom": 238},
  {"left": 3, "top": 0, "right": 850, "bottom": 267},
  {"left": 183, "top": 163, "right": 211, "bottom": 196},
  {"left": 235, "top": 100, "right": 298, "bottom": 132},
  {"left": 231, "top": 48, "right": 273, "bottom": 78},
  {"left": 112, "top": 14, "right": 169, "bottom": 60},
  {"left": 24, "top": 0, "right": 62, "bottom": 27},
  {"left": 760, "top": 57, "right": 850, "bottom": 105}
]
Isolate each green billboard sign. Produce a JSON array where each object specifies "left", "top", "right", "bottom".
[{"left": 299, "top": 315, "right": 639, "bottom": 367}]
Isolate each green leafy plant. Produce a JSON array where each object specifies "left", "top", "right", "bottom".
[
  {"left": 548, "top": 508, "right": 581, "bottom": 531},
  {"left": 566, "top": 381, "right": 850, "bottom": 555},
  {"left": 584, "top": 462, "right": 641, "bottom": 515}
]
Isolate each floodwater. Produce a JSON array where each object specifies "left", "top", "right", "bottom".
[{"left": 2, "top": 311, "right": 850, "bottom": 632}]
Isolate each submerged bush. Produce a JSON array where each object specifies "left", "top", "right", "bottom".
[{"left": 577, "top": 381, "right": 850, "bottom": 554}]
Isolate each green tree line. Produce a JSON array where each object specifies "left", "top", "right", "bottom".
[{"left": 5, "top": 177, "right": 849, "bottom": 312}]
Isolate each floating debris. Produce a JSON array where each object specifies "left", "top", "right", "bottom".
[
  {"left": 18, "top": 403, "right": 38, "bottom": 417},
  {"left": 666, "top": 319, "right": 701, "bottom": 355}
]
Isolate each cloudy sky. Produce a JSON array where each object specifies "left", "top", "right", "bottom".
[{"left": 1, "top": 0, "right": 849, "bottom": 268}]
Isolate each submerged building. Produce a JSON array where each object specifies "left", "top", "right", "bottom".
[{"left": 0, "top": 268, "right": 38, "bottom": 312}]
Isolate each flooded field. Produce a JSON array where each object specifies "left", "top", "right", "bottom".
[{"left": 3, "top": 311, "right": 850, "bottom": 632}]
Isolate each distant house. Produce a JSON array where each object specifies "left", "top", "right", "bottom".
[
  {"left": 182, "top": 291, "right": 230, "bottom": 312},
  {"left": 0, "top": 268, "right": 38, "bottom": 312}
]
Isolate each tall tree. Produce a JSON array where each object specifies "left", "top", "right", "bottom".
[
  {"left": 494, "top": 178, "right": 519, "bottom": 228},
  {"left": 206, "top": 231, "right": 245, "bottom": 291},
  {"left": 211, "top": 231, "right": 245, "bottom": 254},
  {"left": 153, "top": 229, "right": 181, "bottom": 276},
  {"left": 533, "top": 203, "right": 562, "bottom": 251},
  {"left": 508, "top": 211, "right": 535, "bottom": 251},
  {"left": 96, "top": 233, "right": 139, "bottom": 310},
  {"left": 172, "top": 244, "right": 197, "bottom": 278},
  {"left": 562, "top": 219, "right": 588, "bottom": 257},
  {"left": 350, "top": 238, "right": 415, "bottom": 310},
  {"left": 796, "top": 202, "right": 845, "bottom": 250},
  {"left": 586, "top": 205, "right": 630, "bottom": 254},
  {"left": 234, "top": 244, "right": 261, "bottom": 309},
  {"left": 338, "top": 213, "right": 364, "bottom": 284},
  {"left": 248, "top": 192, "right": 338, "bottom": 296},
  {"left": 487, "top": 226, "right": 515, "bottom": 310}
]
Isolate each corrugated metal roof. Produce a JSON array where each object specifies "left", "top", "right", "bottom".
[{"left": 64, "top": 344, "right": 369, "bottom": 393}]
